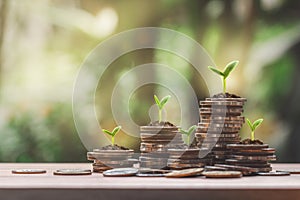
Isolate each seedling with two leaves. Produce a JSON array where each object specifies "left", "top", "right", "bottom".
[
  {"left": 154, "top": 95, "right": 171, "bottom": 123},
  {"left": 102, "top": 126, "right": 122, "bottom": 146},
  {"left": 179, "top": 125, "right": 197, "bottom": 146},
  {"left": 246, "top": 118, "right": 264, "bottom": 141},
  {"left": 208, "top": 60, "right": 239, "bottom": 94}
]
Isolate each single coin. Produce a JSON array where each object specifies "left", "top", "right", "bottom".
[
  {"left": 276, "top": 169, "right": 300, "bottom": 174},
  {"left": 203, "top": 171, "right": 242, "bottom": 178},
  {"left": 12, "top": 169, "right": 46, "bottom": 174},
  {"left": 204, "top": 166, "right": 227, "bottom": 171},
  {"left": 205, "top": 97, "right": 247, "bottom": 102},
  {"left": 257, "top": 171, "right": 290, "bottom": 176},
  {"left": 232, "top": 155, "right": 276, "bottom": 161},
  {"left": 53, "top": 169, "right": 92, "bottom": 176},
  {"left": 136, "top": 168, "right": 169, "bottom": 177},
  {"left": 215, "top": 164, "right": 259, "bottom": 173},
  {"left": 200, "top": 101, "right": 244, "bottom": 106},
  {"left": 103, "top": 168, "right": 138, "bottom": 177},
  {"left": 136, "top": 173, "right": 165, "bottom": 177},
  {"left": 227, "top": 144, "right": 269, "bottom": 149},
  {"left": 165, "top": 168, "right": 204, "bottom": 178}
]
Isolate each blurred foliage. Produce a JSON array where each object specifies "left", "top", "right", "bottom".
[{"left": 0, "top": 0, "right": 300, "bottom": 162}]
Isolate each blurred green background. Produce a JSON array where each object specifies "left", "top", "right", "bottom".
[{"left": 0, "top": 0, "right": 300, "bottom": 162}]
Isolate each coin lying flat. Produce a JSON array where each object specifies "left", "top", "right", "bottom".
[
  {"left": 53, "top": 169, "right": 92, "bottom": 176},
  {"left": 257, "top": 171, "right": 290, "bottom": 176},
  {"left": 165, "top": 168, "right": 204, "bottom": 178},
  {"left": 203, "top": 171, "right": 242, "bottom": 178},
  {"left": 276, "top": 169, "right": 300, "bottom": 174},
  {"left": 214, "top": 164, "right": 258, "bottom": 175},
  {"left": 227, "top": 144, "right": 269, "bottom": 150},
  {"left": 103, "top": 168, "right": 138, "bottom": 177},
  {"left": 136, "top": 168, "right": 170, "bottom": 177},
  {"left": 12, "top": 169, "right": 47, "bottom": 174}
]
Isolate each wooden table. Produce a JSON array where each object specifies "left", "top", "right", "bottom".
[{"left": 0, "top": 163, "right": 299, "bottom": 200}]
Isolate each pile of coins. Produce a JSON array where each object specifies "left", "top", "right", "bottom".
[
  {"left": 196, "top": 97, "right": 247, "bottom": 164},
  {"left": 167, "top": 148, "right": 212, "bottom": 169},
  {"left": 226, "top": 144, "right": 276, "bottom": 172},
  {"left": 139, "top": 125, "right": 183, "bottom": 169},
  {"left": 87, "top": 149, "right": 135, "bottom": 173}
]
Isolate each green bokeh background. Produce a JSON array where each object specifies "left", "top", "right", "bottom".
[{"left": 0, "top": 0, "right": 300, "bottom": 162}]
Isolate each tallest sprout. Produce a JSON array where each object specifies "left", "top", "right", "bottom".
[{"left": 208, "top": 60, "right": 239, "bottom": 93}]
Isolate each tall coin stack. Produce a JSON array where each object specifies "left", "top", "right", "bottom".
[
  {"left": 226, "top": 144, "right": 276, "bottom": 172},
  {"left": 139, "top": 123, "right": 183, "bottom": 169},
  {"left": 195, "top": 97, "right": 247, "bottom": 164},
  {"left": 87, "top": 149, "right": 135, "bottom": 173}
]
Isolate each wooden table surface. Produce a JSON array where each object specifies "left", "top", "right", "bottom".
[{"left": 0, "top": 163, "right": 300, "bottom": 200}]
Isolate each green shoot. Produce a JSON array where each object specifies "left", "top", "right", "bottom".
[
  {"left": 246, "top": 118, "right": 263, "bottom": 141},
  {"left": 208, "top": 60, "right": 239, "bottom": 93},
  {"left": 154, "top": 95, "right": 171, "bottom": 123},
  {"left": 180, "top": 125, "right": 197, "bottom": 146},
  {"left": 102, "top": 126, "right": 122, "bottom": 145}
]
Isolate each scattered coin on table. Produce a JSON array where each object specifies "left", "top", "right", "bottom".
[
  {"left": 53, "top": 169, "right": 92, "bottom": 176},
  {"left": 12, "top": 169, "right": 47, "bottom": 174},
  {"left": 103, "top": 168, "right": 138, "bottom": 177},
  {"left": 257, "top": 171, "right": 290, "bottom": 176},
  {"left": 276, "top": 169, "right": 300, "bottom": 174},
  {"left": 136, "top": 168, "right": 170, "bottom": 177},
  {"left": 165, "top": 168, "right": 204, "bottom": 178},
  {"left": 203, "top": 171, "right": 242, "bottom": 178}
]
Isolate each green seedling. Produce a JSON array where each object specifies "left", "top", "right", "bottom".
[
  {"left": 180, "top": 125, "right": 197, "bottom": 146},
  {"left": 246, "top": 118, "right": 263, "bottom": 141},
  {"left": 102, "top": 126, "right": 122, "bottom": 145},
  {"left": 154, "top": 95, "right": 171, "bottom": 123},
  {"left": 208, "top": 60, "right": 239, "bottom": 93}
]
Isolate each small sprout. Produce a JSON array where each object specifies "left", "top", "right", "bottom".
[
  {"left": 246, "top": 118, "right": 263, "bottom": 141},
  {"left": 208, "top": 60, "right": 239, "bottom": 93},
  {"left": 102, "top": 126, "right": 122, "bottom": 145},
  {"left": 180, "top": 125, "right": 197, "bottom": 146},
  {"left": 154, "top": 95, "right": 171, "bottom": 123}
]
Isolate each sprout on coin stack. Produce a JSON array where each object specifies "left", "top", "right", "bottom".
[
  {"left": 87, "top": 126, "right": 136, "bottom": 173},
  {"left": 226, "top": 118, "right": 276, "bottom": 173},
  {"left": 167, "top": 125, "right": 213, "bottom": 170},
  {"left": 139, "top": 95, "right": 184, "bottom": 169},
  {"left": 195, "top": 60, "right": 247, "bottom": 164}
]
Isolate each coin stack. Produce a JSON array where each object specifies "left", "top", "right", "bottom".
[
  {"left": 87, "top": 149, "right": 135, "bottom": 173},
  {"left": 196, "top": 97, "right": 247, "bottom": 164},
  {"left": 226, "top": 144, "right": 276, "bottom": 172},
  {"left": 167, "top": 148, "right": 212, "bottom": 169},
  {"left": 139, "top": 125, "right": 183, "bottom": 169}
]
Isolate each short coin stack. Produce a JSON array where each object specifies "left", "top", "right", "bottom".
[
  {"left": 167, "top": 148, "right": 212, "bottom": 169},
  {"left": 196, "top": 97, "right": 247, "bottom": 164},
  {"left": 226, "top": 144, "right": 276, "bottom": 172},
  {"left": 87, "top": 149, "right": 135, "bottom": 173},
  {"left": 139, "top": 123, "right": 183, "bottom": 169}
]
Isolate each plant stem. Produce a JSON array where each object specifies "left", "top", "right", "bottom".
[
  {"left": 251, "top": 131, "right": 255, "bottom": 141},
  {"left": 112, "top": 136, "right": 115, "bottom": 146},
  {"left": 187, "top": 135, "right": 190, "bottom": 146},
  {"left": 158, "top": 109, "right": 162, "bottom": 123},
  {"left": 223, "top": 77, "right": 226, "bottom": 94}
]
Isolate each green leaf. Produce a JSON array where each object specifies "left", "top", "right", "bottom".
[
  {"left": 208, "top": 66, "right": 224, "bottom": 77},
  {"left": 154, "top": 95, "right": 161, "bottom": 107},
  {"left": 223, "top": 60, "right": 239, "bottom": 78},
  {"left": 246, "top": 118, "right": 254, "bottom": 131},
  {"left": 160, "top": 95, "right": 171, "bottom": 109},
  {"left": 180, "top": 129, "right": 188, "bottom": 135},
  {"left": 102, "top": 129, "right": 113, "bottom": 136},
  {"left": 253, "top": 119, "right": 263, "bottom": 131},
  {"left": 187, "top": 125, "right": 197, "bottom": 135},
  {"left": 112, "top": 126, "right": 122, "bottom": 136}
]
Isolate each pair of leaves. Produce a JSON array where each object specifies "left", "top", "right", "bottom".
[
  {"left": 154, "top": 95, "right": 171, "bottom": 110},
  {"left": 208, "top": 60, "right": 239, "bottom": 79},
  {"left": 246, "top": 119, "right": 263, "bottom": 132},
  {"left": 180, "top": 125, "right": 197, "bottom": 136},
  {"left": 102, "top": 126, "right": 122, "bottom": 137}
]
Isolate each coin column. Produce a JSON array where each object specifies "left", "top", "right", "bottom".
[
  {"left": 139, "top": 125, "right": 183, "bottom": 169},
  {"left": 196, "top": 97, "right": 247, "bottom": 165},
  {"left": 226, "top": 144, "right": 276, "bottom": 172},
  {"left": 87, "top": 149, "right": 135, "bottom": 173}
]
